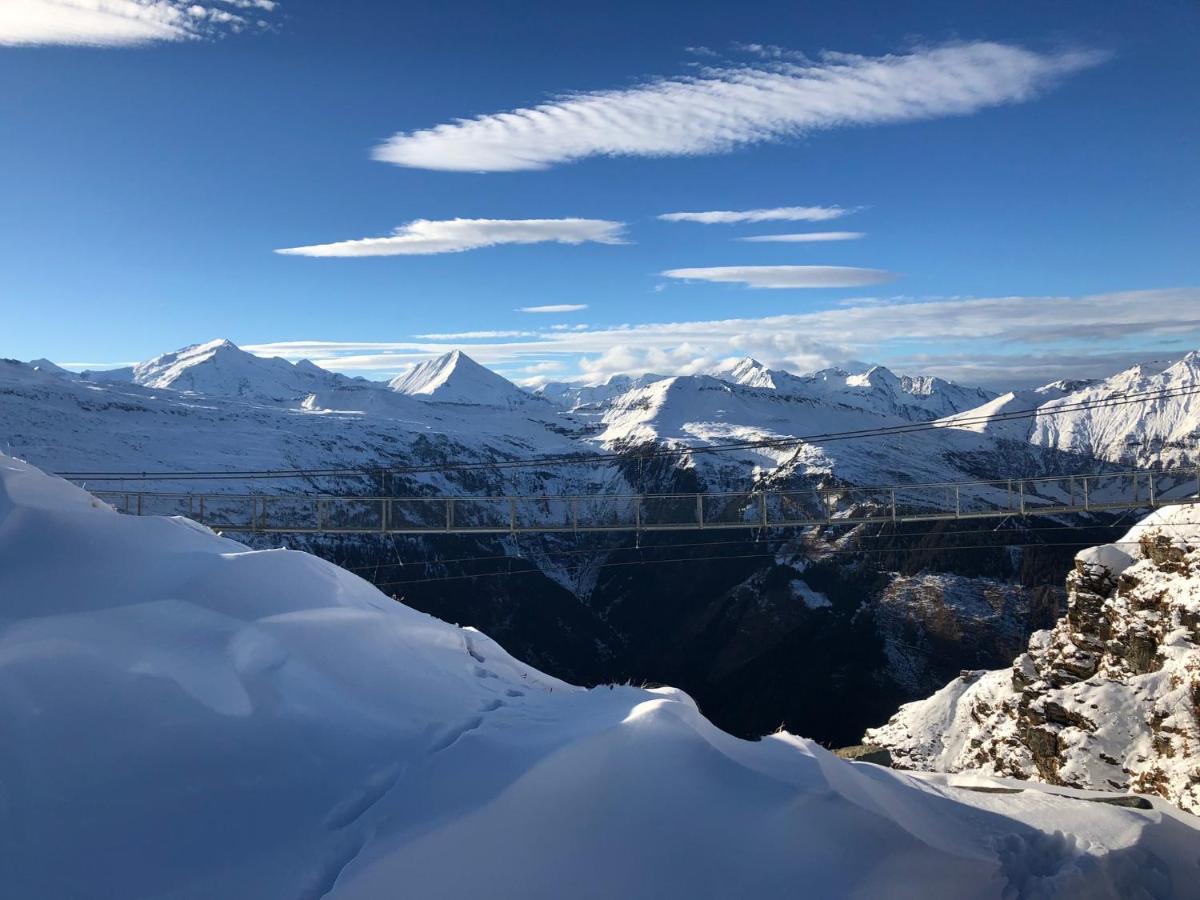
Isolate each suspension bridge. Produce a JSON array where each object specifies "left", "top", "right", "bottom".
[{"left": 89, "top": 466, "right": 1199, "bottom": 535}]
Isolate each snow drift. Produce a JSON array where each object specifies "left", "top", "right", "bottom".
[{"left": 1, "top": 455, "right": 1198, "bottom": 899}]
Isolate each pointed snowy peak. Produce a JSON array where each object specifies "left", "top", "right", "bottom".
[
  {"left": 388, "top": 350, "right": 532, "bottom": 407},
  {"left": 716, "top": 357, "right": 778, "bottom": 390},
  {"left": 132, "top": 339, "right": 341, "bottom": 401}
]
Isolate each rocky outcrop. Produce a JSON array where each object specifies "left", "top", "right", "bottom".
[{"left": 865, "top": 507, "right": 1200, "bottom": 813}]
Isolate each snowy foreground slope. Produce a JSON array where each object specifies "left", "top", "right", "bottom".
[
  {"left": 867, "top": 506, "right": 1200, "bottom": 814},
  {"left": 2, "top": 456, "right": 1199, "bottom": 899}
]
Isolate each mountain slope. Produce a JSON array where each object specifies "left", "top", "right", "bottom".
[
  {"left": 2, "top": 453, "right": 1197, "bottom": 898},
  {"left": 943, "top": 353, "right": 1200, "bottom": 466}
]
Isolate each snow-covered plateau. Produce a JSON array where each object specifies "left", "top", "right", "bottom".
[
  {"left": 2, "top": 454, "right": 1198, "bottom": 899},
  {"left": 867, "top": 505, "right": 1200, "bottom": 815}
]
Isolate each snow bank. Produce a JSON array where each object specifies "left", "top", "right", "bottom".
[{"left": 2, "top": 455, "right": 1198, "bottom": 899}]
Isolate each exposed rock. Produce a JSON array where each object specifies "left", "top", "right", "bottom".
[
  {"left": 865, "top": 506, "right": 1200, "bottom": 814},
  {"left": 833, "top": 745, "right": 893, "bottom": 766}
]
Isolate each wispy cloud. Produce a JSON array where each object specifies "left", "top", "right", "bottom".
[
  {"left": 372, "top": 42, "right": 1106, "bottom": 172},
  {"left": 414, "top": 330, "right": 536, "bottom": 340},
  {"left": 518, "top": 304, "right": 588, "bottom": 314},
  {"left": 661, "top": 265, "right": 894, "bottom": 289},
  {"left": 659, "top": 206, "right": 851, "bottom": 224},
  {"left": 275, "top": 218, "right": 626, "bottom": 258},
  {"left": 0, "top": 0, "right": 276, "bottom": 47},
  {"left": 739, "top": 231, "right": 864, "bottom": 243},
  {"left": 243, "top": 288, "right": 1200, "bottom": 390}
]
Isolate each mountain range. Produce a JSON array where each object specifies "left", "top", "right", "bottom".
[{"left": 5, "top": 339, "right": 1199, "bottom": 745}]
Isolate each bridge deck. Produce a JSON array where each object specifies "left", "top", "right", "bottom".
[{"left": 88, "top": 467, "right": 1200, "bottom": 535}]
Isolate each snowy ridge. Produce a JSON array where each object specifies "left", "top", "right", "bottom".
[
  {"left": 2, "top": 453, "right": 1198, "bottom": 898},
  {"left": 714, "top": 357, "right": 997, "bottom": 422}
]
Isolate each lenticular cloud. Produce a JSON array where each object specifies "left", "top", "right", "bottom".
[
  {"left": 372, "top": 42, "right": 1106, "bottom": 172},
  {"left": 275, "top": 218, "right": 627, "bottom": 258}
]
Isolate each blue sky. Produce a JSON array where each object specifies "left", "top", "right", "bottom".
[{"left": 2, "top": 0, "right": 1198, "bottom": 388}]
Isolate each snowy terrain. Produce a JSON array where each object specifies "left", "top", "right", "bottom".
[
  {"left": 942, "top": 353, "right": 1200, "bottom": 466},
  {"left": 7, "top": 339, "right": 1200, "bottom": 750},
  {"left": 11, "top": 340, "right": 1195, "bottom": 497},
  {"left": 2, "top": 453, "right": 1198, "bottom": 899},
  {"left": 866, "top": 506, "right": 1200, "bottom": 814}
]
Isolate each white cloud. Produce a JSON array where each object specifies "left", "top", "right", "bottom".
[
  {"left": 414, "top": 330, "right": 536, "bottom": 340},
  {"left": 739, "top": 231, "right": 864, "bottom": 243},
  {"left": 243, "top": 288, "right": 1200, "bottom": 390},
  {"left": 0, "top": 0, "right": 274, "bottom": 46},
  {"left": 518, "top": 304, "right": 588, "bottom": 314},
  {"left": 275, "top": 218, "right": 626, "bottom": 258},
  {"left": 658, "top": 206, "right": 851, "bottom": 224},
  {"left": 372, "top": 42, "right": 1106, "bottom": 172},
  {"left": 661, "top": 265, "right": 894, "bottom": 289}
]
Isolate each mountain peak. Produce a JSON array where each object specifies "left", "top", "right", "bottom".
[
  {"left": 131, "top": 339, "right": 335, "bottom": 400},
  {"left": 388, "top": 350, "right": 528, "bottom": 406}
]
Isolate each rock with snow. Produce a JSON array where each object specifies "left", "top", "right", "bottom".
[
  {"left": 866, "top": 504, "right": 1200, "bottom": 814},
  {"left": 2, "top": 453, "right": 1199, "bottom": 898}
]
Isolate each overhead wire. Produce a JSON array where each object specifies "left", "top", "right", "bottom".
[{"left": 332, "top": 518, "right": 1147, "bottom": 576}]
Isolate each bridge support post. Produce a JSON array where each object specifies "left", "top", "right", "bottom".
[
  {"left": 509, "top": 499, "right": 517, "bottom": 534},
  {"left": 1018, "top": 481, "right": 1025, "bottom": 516},
  {"left": 137, "top": 494, "right": 143, "bottom": 516},
  {"left": 954, "top": 485, "right": 961, "bottom": 518},
  {"left": 1149, "top": 471, "right": 1157, "bottom": 506},
  {"left": 1083, "top": 477, "right": 1090, "bottom": 511},
  {"left": 891, "top": 489, "right": 896, "bottom": 524},
  {"left": 696, "top": 494, "right": 704, "bottom": 529},
  {"left": 759, "top": 492, "right": 768, "bottom": 528},
  {"left": 446, "top": 498, "right": 454, "bottom": 532}
]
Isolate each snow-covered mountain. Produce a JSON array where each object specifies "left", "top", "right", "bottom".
[
  {"left": 714, "top": 357, "right": 998, "bottom": 422},
  {"left": 865, "top": 505, "right": 1200, "bottom": 814},
  {"left": 10, "top": 339, "right": 1200, "bottom": 753},
  {"left": 941, "top": 353, "right": 1200, "bottom": 466},
  {"left": 0, "top": 352, "right": 598, "bottom": 496},
  {"left": 536, "top": 372, "right": 668, "bottom": 414},
  {"left": 130, "top": 338, "right": 356, "bottom": 401},
  {"left": 389, "top": 349, "right": 537, "bottom": 408},
  {"left": 4, "top": 453, "right": 1197, "bottom": 897}
]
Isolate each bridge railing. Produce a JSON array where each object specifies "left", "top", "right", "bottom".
[{"left": 91, "top": 466, "right": 1200, "bottom": 534}]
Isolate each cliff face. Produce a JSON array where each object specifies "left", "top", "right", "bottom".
[{"left": 865, "top": 506, "right": 1200, "bottom": 814}]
